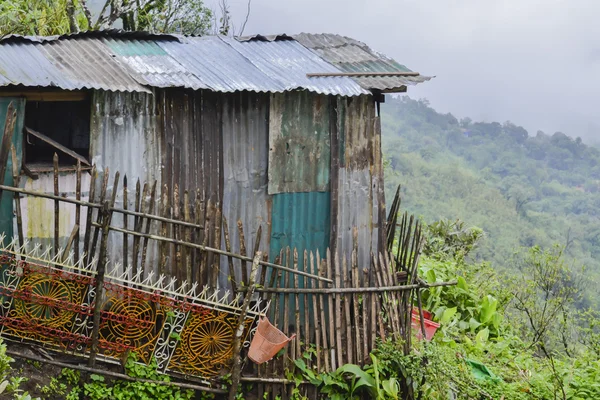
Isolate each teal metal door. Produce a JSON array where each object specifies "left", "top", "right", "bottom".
[{"left": 0, "top": 98, "right": 25, "bottom": 241}]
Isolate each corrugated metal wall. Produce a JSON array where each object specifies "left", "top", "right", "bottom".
[
  {"left": 331, "top": 95, "right": 384, "bottom": 270},
  {"left": 220, "top": 92, "right": 271, "bottom": 286},
  {"left": 268, "top": 92, "right": 331, "bottom": 194},
  {"left": 9, "top": 88, "right": 383, "bottom": 283}
]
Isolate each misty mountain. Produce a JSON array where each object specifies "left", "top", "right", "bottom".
[{"left": 382, "top": 96, "right": 599, "bottom": 304}]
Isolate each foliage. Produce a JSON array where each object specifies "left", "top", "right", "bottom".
[
  {"left": 0, "top": 0, "right": 213, "bottom": 37},
  {"left": 382, "top": 96, "right": 599, "bottom": 305},
  {"left": 0, "top": 0, "right": 88, "bottom": 36},
  {"left": 82, "top": 353, "right": 196, "bottom": 400}
]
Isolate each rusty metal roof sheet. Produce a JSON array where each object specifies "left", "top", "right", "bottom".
[
  {"left": 0, "top": 31, "right": 429, "bottom": 95},
  {"left": 293, "top": 33, "right": 433, "bottom": 92},
  {"left": 103, "top": 38, "right": 207, "bottom": 89},
  {"left": 223, "top": 37, "right": 369, "bottom": 96},
  {"left": 0, "top": 38, "right": 149, "bottom": 92},
  {"left": 159, "top": 36, "right": 281, "bottom": 92}
]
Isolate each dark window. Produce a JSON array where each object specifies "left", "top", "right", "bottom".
[{"left": 24, "top": 100, "right": 90, "bottom": 166}]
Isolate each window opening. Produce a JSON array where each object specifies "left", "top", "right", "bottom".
[{"left": 24, "top": 99, "right": 91, "bottom": 171}]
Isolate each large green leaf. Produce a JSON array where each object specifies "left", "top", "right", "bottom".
[{"left": 479, "top": 295, "right": 498, "bottom": 324}]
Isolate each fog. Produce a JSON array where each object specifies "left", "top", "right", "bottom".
[{"left": 207, "top": 0, "right": 600, "bottom": 141}]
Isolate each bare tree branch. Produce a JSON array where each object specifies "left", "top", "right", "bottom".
[
  {"left": 66, "top": 0, "right": 80, "bottom": 33},
  {"left": 78, "top": 0, "right": 94, "bottom": 28},
  {"left": 238, "top": 0, "right": 252, "bottom": 37}
]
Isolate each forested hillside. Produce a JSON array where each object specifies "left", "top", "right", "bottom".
[{"left": 381, "top": 96, "right": 599, "bottom": 303}]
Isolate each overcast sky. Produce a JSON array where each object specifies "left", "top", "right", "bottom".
[{"left": 208, "top": 0, "right": 600, "bottom": 141}]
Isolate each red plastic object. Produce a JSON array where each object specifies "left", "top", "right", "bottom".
[
  {"left": 248, "top": 317, "right": 295, "bottom": 364},
  {"left": 411, "top": 308, "right": 440, "bottom": 341}
]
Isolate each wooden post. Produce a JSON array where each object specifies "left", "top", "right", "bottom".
[
  {"left": 88, "top": 200, "right": 112, "bottom": 367},
  {"left": 10, "top": 145, "right": 23, "bottom": 249},
  {"left": 74, "top": 160, "right": 82, "bottom": 263},
  {"left": 222, "top": 216, "right": 237, "bottom": 294},
  {"left": 140, "top": 180, "right": 157, "bottom": 273},
  {"left": 228, "top": 251, "right": 262, "bottom": 400},
  {"left": 0, "top": 102, "right": 16, "bottom": 200},
  {"left": 82, "top": 165, "right": 97, "bottom": 266},
  {"left": 123, "top": 175, "right": 128, "bottom": 272},
  {"left": 53, "top": 153, "right": 60, "bottom": 257}
]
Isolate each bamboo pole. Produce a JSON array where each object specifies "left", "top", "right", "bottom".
[
  {"left": 81, "top": 165, "right": 97, "bottom": 267},
  {"left": 317, "top": 250, "right": 329, "bottom": 372},
  {"left": 211, "top": 203, "right": 222, "bottom": 287},
  {"left": 222, "top": 216, "right": 237, "bottom": 294},
  {"left": 193, "top": 191, "right": 202, "bottom": 283},
  {"left": 0, "top": 183, "right": 206, "bottom": 230},
  {"left": 351, "top": 250, "right": 363, "bottom": 363},
  {"left": 122, "top": 175, "right": 128, "bottom": 272},
  {"left": 294, "top": 249, "right": 301, "bottom": 360},
  {"left": 343, "top": 257, "right": 353, "bottom": 364},
  {"left": 228, "top": 251, "right": 262, "bottom": 400},
  {"left": 200, "top": 202, "right": 211, "bottom": 285},
  {"left": 74, "top": 160, "right": 82, "bottom": 264},
  {"left": 302, "top": 250, "right": 310, "bottom": 367},
  {"left": 159, "top": 184, "right": 169, "bottom": 276},
  {"left": 237, "top": 220, "right": 248, "bottom": 285},
  {"left": 88, "top": 201, "right": 112, "bottom": 367},
  {"left": 89, "top": 168, "right": 109, "bottom": 264},
  {"left": 325, "top": 250, "right": 335, "bottom": 370},
  {"left": 283, "top": 248, "right": 291, "bottom": 370},
  {"left": 183, "top": 190, "right": 192, "bottom": 282},
  {"left": 53, "top": 153, "right": 60, "bottom": 257},
  {"left": 334, "top": 251, "right": 343, "bottom": 368},
  {"left": 311, "top": 251, "right": 321, "bottom": 371},
  {"left": 140, "top": 181, "right": 157, "bottom": 274},
  {"left": 0, "top": 182, "right": 330, "bottom": 283},
  {"left": 10, "top": 145, "right": 23, "bottom": 250}
]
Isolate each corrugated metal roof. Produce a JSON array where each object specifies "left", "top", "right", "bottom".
[
  {"left": 293, "top": 33, "right": 433, "bottom": 92},
  {"left": 0, "top": 38, "right": 149, "bottom": 92},
  {"left": 225, "top": 37, "right": 368, "bottom": 96},
  {"left": 103, "top": 38, "right": 208, "bottom": 89},
  {"left": 159, "top": 36, "right": 281, "bottom": 92},
  {"left": 0, "top": 31, "right": 429, "bottom": 95}
]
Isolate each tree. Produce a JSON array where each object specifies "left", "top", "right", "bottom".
[
  {"left": 510, "top": 246, "right": 584, "bottom": 356},
  {"left": 0, "top": 0, "right": 213, "bottom": 37}
]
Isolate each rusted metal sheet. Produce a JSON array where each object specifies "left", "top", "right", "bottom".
[
  {"left": 104, "top": 38, "right": 208, "bottom": 90},
  {"left": 219, "top": 92, "right": 271, "bottom": 286},
  {"left": 224, "top": 37, "right": 368, "bottom": 96},
  {"left": 89, "top": 91, "right": 161, "bottom": 185},
  {"left": 330, "top": 97, "right": 383, "bottom": 269},
  {"left": 294, "top": 33, "right": 433, "bottom": 92},
  {"left": 340, "top": 96, "right": 376, "bottom": 169},
  {"left": 0, "top": 39, "right": 149, "bottom": 92},
  {"left": 268, "top": 92, "right": 331, "bottom": 194},
  {"left": 159, "top": 89, "right": 222, "bottom": 204},
  {"left": 159, "top": 37, "right": 281, "bottom": 93}
]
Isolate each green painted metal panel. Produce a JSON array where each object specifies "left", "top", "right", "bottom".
[
  {"left": 269, "top": 192, "right": 331, "bottom": 263},
  {"left": 268, "top": 92, "right": 331, "bottom": 194},
  {"left": 106, "top": 39, "right": 168, "bottom": 56},
  {"left": 0, "top": 98, "right": 25, "bottom": 242}
]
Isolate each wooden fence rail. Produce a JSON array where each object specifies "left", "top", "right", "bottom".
[{"left": 0, "top": 136, "right": 453, "bottom": 398}]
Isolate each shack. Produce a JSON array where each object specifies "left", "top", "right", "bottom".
[{"left": 0, "top": 31, "right": 430, "bottom": 283}]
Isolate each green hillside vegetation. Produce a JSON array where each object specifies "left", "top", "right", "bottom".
[{"left": 381, "top": 96, "right": 600, "bottom": 304}]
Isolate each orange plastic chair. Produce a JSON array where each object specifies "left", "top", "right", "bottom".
[{"left": 248, "top": 317, "right": 295, "bottom": 364}]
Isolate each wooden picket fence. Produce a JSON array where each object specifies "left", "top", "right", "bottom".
[{"left": 0, "top": 149, "right": 454, "bottom": 398}]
